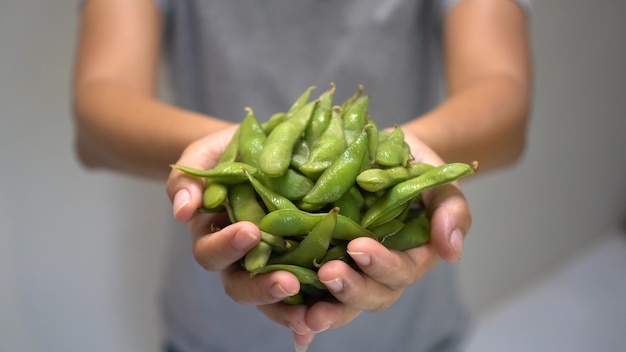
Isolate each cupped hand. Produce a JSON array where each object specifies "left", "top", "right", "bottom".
[
  {"left": 259, "top": 128, "right": 473, "bottom": 348},
  {"left": 166, "top": 125, "right": 472, "bottom": 350}
]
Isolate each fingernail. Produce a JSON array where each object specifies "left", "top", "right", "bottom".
[
  {"left": 348, "top": 251, "right": 371, "bottom": 266},
  {"left": 270, "top": 282, "right": 297, "bottom": 299},
  {"left": 289, "top": 323, "right": 311, "bottom": 335},
  {"left": 232, "top": 228, "right": 258, "bottom": 250},
  {"left": 294, "top": 342, "right": 309, "bottom": 352},
  {"left": 312, "top": 324, "right": 330, "bottom": 333},
  {"left": 321, "top": 277, "right": 343, "bottom": 293},
  {"left": 449, "top": 229, "right": 464, "bottom": 261},
  {"left": 173, "top": 189, "right": 190, "bottom": 218}
]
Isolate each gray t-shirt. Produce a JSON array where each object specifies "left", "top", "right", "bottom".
[{"left": 156, "top": 1, "right": 530, "bottom": 351}]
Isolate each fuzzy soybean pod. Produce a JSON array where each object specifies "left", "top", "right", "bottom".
[
  {"left": 339, "top": 85, "right": 363, "bottom": 115},
  {"left": 368, "top": 218, "right": 405, "bottom": 242},
  {"left": 375, "top": 125, "right": 411, "bottom": 167},
  {"left": 287, "top": 85, "right": 316, "bottom": 116},
  {"left": 318, "top": 242, "right": 349, "bottom": 265},
  {"left": 305, "top": 83, "right": 335, "bottom": 147},
  {"left": 260, "top": 231, "right": 294, "bottom": 254},
  {"left": 382, "top": 209, "right": 431, "bottom": 251},
  {"left": 356, "top": 167, "right": 411, "bottom": 192},
  {"left": 253, "top": 264, "right": 327, "bottom": 291},
  {"left": 238, "top": 107, "right": 266, "bottom": 166},
  {"left": 366, "top": 116, "right": 379, "bottom": 164},
  {"left": 366, "top": 201, "right": 411, "bottom": 228},
  {"left": 407, "top": 162, "right": 436, "bottom": 177},
  {"left": 342, "top": 95, "right": 370, "bottom": 146},
  {"left": 218, "top": 127, "right": 241, "bottom": 164},
  {"left": 260, "top": 112, "right": 286, "bottom": 135},
  {"left": 202, "top": 182, "right": 228, "bottom": 210},
  {"left": 290, "top": 137, "right": 310, "bottom": 170},
  {"left": 302, "top": 127, "right": 369, "bottom": 205},
  {"left": 239, "top": 108, "right": 314, "bottom": 200},
  {"left": 258, "top": 208, "right": 375, "bottom": 241},
  {"left": 332, "top": 187, "right": 362, "bottom": 223},
  {"left": 170, "top": 162, "right": 258, "bottom": 184},
  {"left": 244, "top": 241, "right": 272, "bottom": 272},
  {"left": 244, "top": 170, "right": 298, "bottom": 212},
  {"left": 259, "top": 100, "right": 317, "bottom": 177},
  {"left": 361, "top": 162, "right": 475, "bottom": 228},
  {"left": 262, "top": 169, "right": 314, "bottom": 201},
  {"left": 299, "top": 108, "right": 346, "bottom": 179},
  {"left": 268, "top": 207, "right": 338, "bottom": 269},
  {"left": 356, "top": 163, "right": 433, "bottom": 193},
  {"left": 227, "top": 182, "right": 266, "bottom": 225}
]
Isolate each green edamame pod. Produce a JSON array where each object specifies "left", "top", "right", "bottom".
[
  {"left": 348, "top": 186, "right": 365, "bottom": 210},
  {"left": 227, "top": 182, "right": 266, "bottom": 225},
  {"left": 218, "top": 127, "right": 241, "bottom": 164},
  {"left": 305, "top": 83, "right": 335, "bottom": 147},
  {"left": 368, "top": 218, "right": 405, "bottom": 242},
  {"left": 407, "top": 162, "right": 435, "bottom": 177},
  {"left": 259, "top": 100, "right": 317, "bottom": 177},
  {"left": 261, "top": 231, "right": 293, "bottom": 254},
  {"left": 244, "top": 170, "right": 298, "bottom": 211},
  {"left": 261, "top": 112, "right": 286, "bottom": 135},
  {"left": 239, "top": 111, "right": 313, "bottom": 200},
  {"left": 339, "top": 85, "right": 363, "bottom": 116},
  {"left": 332, "top": 188, "right": 362, "bottom": 223},
  {"left": 302, "top": 127, "right": 369, "bottom": 205},
  {"left": 318, "top": 242, "right": 350, "bottom": 265},
  {"left": 287, "top": 86, "right": 316, "bottom": 117},
  {"left": 361, "top": 162, "right": 475, "bottom": 228},
  {"left": 170, "top": 162, "right": 258, "bottom": 184},
  {"left": 244, "top": 241, "right": 272, "bottom": 272},
  {"left": 356, "top": 167, "right": 410, "bottom": 192},
  {"left": 290, "top": 137, "right": 310, "bottom": 170},
  {"left": 366, "top": 116, "right": 379, "bottom": 164},
  {"left": 268, "top": 208, "right": 338, "bottom": 269},
  {"left": 299, "top": 108, "right": 346, "bottom": 179},
  {"left": 262, "top": 169, "right": 314, "bottom": 201},
  {"left": 202, "top": 182, "right": 228, "bottom": 209},
  {"left": 253, "top": 264, "right": 326, "bottom": 291},
  {"left": 238, "top": 107, "right": 266, "bottom": 166},
  {"left": 382, "top": 209, "right": 430, "bottom": 251},
  {"left": 356, "top": 163, "right": 434, "bottom": 193},
  {"left": 281, "top": 293, "right": 305, "bottom": 305},
  {"left": 342, "top": 95, "right": 369, "bottom": 146},
  {"left": 375, "top": 125, "right": 410, "bottom": 167},
  {"left": 365, "top": 200, "right": 411, "bottom": 228},
  {"left": 258, "top": 208, "right": 375, "bottom": 241}
]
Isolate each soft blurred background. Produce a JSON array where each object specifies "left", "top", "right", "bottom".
[{"left": 1, "top": 1, "right": 625, "bottom": 351}]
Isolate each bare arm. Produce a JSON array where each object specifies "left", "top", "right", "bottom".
[
  {"left": 404, "top": 0, "right": 532, "bottom": 172},
  {"left": 72, "top": 0, "right": 232, "bottom": 180}
]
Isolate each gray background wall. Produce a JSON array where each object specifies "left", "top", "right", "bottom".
[{"left": 1, "top": 1, "right": 625, "bottom": 351}]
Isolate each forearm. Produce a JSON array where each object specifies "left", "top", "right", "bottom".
[
  {"left": 404, "top": 0, "right": 532, "bottom": 173},
  {"left": 404, "top": 73, "right": 530, "bottom": 172},
  {"left": 73, "top": 80, "right": 232, "bottom": 180}
]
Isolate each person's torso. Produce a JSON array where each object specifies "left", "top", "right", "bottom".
[{"left": 157, "top": 1, "right": 470, "bottom": 351}]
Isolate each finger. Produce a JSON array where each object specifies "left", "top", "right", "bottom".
[
  {"left": 317, "top": 259, "right": 400, "bottom": 312},
  {"left": 166, "top": 125, "right": 238, "bottom": 222},
  {"left": 304, "top": 300, "right": 362, "bottom": 333},
  {"left": 222, "top": 267, "right": 301, "bottom": 305},
  {"left": 345, "top": 237, "right": 440, "bottom": 289},
  {"left": 293, "top": 331, "right": 316, "bottom": 352},
  {"left": 421, "top": 182, "right": 472, "bottom": 262},
  {"left": 190, "top": 218, "right": 261, "bottom": 271},
  {"left": 167, "top": 169, "right": 206, "bottom": 222},
  {"left": 256, "top": 300, "right": 309, "bottom": 332}
]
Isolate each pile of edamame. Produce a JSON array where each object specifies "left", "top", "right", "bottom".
[{"left": 172, "top": 84, "right": 477, "bottom": 304}]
